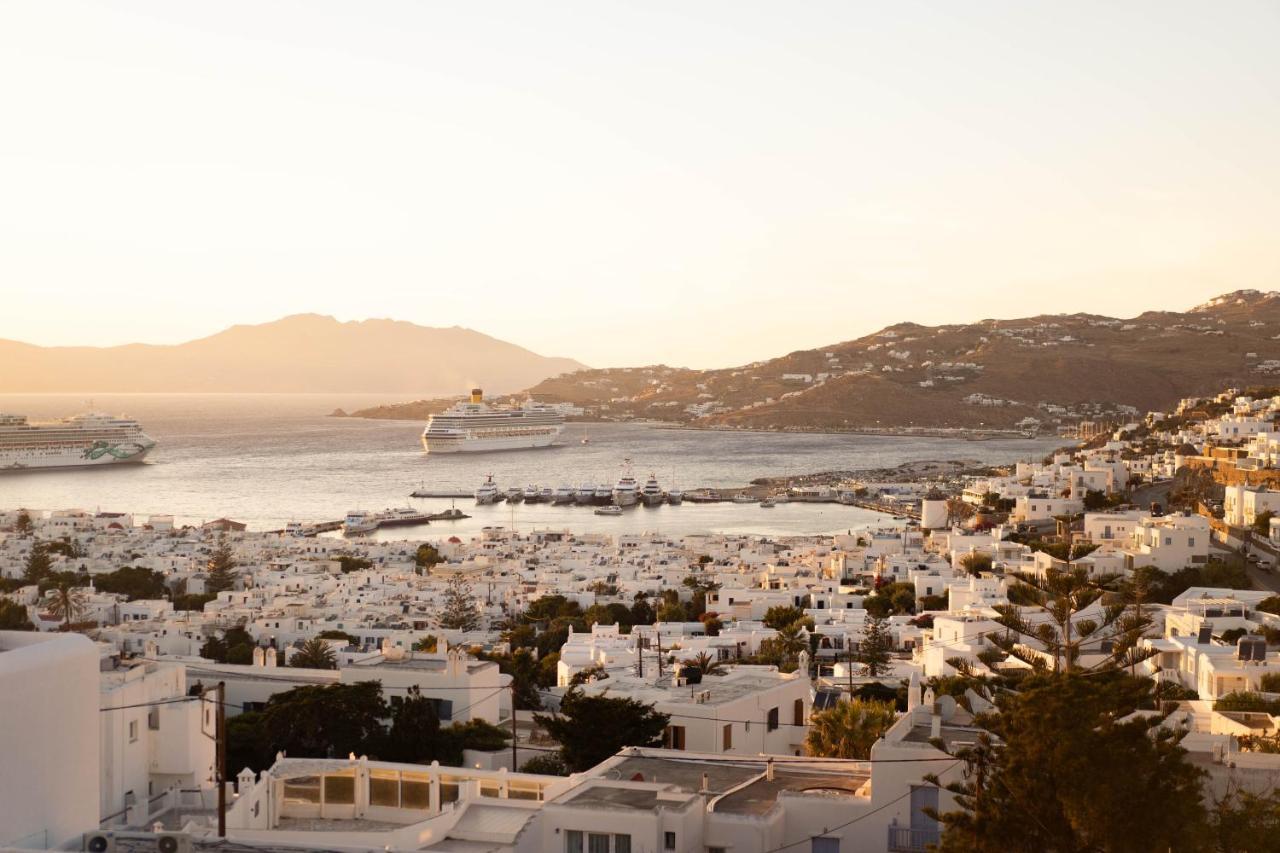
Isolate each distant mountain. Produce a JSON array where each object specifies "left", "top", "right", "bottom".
[
  {"left": 0, "top": 314, "right": 586, "bottom": 394},
  {"left": 520, "top": 290, "right": 1280, "bottom": 431}
]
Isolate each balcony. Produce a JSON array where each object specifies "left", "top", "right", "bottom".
[{"left": 888, "top": 826, "right": 941, "bottom": 852}]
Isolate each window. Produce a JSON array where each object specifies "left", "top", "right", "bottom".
[
  {"left": 615, "top": 835, "right": 631, "bottom": 853},
  {"left": 369, "top": 771, "right": 400, "bottom": 807},
  {"left": 794, "top": 698, "right": 805, "bottom": 726},
  {"left": 440, "top": 775, "right": 461, "bottom": 804},
  {"left": 566, "top": 830, "right": 584, "bottom": 853},
  {"left": 767, "top": 707, "right": 779, "bottom": 731},
  {"left": 811, "top": 838, "right": 840, "bottom": 853},
  {"left": 588, "top": 834, "right": 610, "bottom": 853},
  {"left": 324, "top": 772, "right": 355, "bottom": 805},
  {"left": 283, "top": 776, "right": 321, "bottom": 805},
  {"left": 709, "top": 848, "right": 727, "bottom": 853},
  {"left": 664, "top": 831, "right": 677, "bottom": 850},
  {"left": 666, "top": 725, "right": 686, "bottom": 750},
  {"left": 401, "top": 772, "right": 430, "bottom": 809},
  {"left": 723, "top": 723, "right": 732, "bottom": 751},
  {"left": 128, "top": 720, "right": 138, "bottom": 742}
]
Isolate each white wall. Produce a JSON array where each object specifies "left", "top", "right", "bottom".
[{"left": 0, "top": 632, "right": 101, "bottom": 849}]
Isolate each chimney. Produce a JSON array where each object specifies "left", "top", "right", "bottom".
[{"left": 766, "top": 758, "right": 775, "bottom": 781}]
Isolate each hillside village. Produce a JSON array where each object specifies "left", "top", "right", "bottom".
[
  {"left": 350, "top": 290, "right": 1280, "bottom": 437},
  {"left": 7, "top": 382, "right": 1280, "bottom": 850}
]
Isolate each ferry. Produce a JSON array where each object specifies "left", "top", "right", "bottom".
[
  {"left": 421, "top": 389, "right": 564, "bottom": 454},
  {"left": 345, "top": 507, "right": 431, "bottom": 535},
  {"left": 0, "top": 412, "right": 156, "bottom": 472}
]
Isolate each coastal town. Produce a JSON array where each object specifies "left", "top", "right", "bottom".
[{"left": 6, "top": 383, "right": 1280, "bottom": 851}]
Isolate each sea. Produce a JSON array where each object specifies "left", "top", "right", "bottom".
[{"left": 0, "top": 394, "right": 1063, "bottom": 539}]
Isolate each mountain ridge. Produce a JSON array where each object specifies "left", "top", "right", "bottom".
[{"left": 0, "top": 315, "right": 586, "bottom": 394}]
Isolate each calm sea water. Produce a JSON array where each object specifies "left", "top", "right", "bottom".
[{"left": 0, "top": 394, "right": 1061, "bottom": 537}]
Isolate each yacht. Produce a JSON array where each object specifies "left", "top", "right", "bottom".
[
  {"left": 523, "top": 484, "right": 541, "bottom": 503},
  {"left": 576, "top": 483, "right": 596, "bottom": 505},
  {"left": 475, "top": 475, "right": 502, "bottom": 505},
  {"left": 0, "top": 412, "right": 156, "bottom": 472},
  {"left": 344, "top": 510, "right": 377, "bottom": 535},
  {"left": 613, "top": 460, "right": 640, "bottom": 507},
  {"left": 640, "top": 473, "right": 664, "bottom": 507},
  {"left": 594, "top": 505, "right": 623, "bottom": 516},
  {"left": 539, "top": 487, "right": 555, "bottom": 503},
  {"left": 594, "top": 484, "right": 614, "bottom": 505},
  {"left": 421, "top": 389, "right": 564, "bottom": 453},
  {"left": 760, "top": 497, "right": 776, "bottom": 509},
  {"left": 666, "top": 488, "right": 683, "bottom": 506},
  {"left": 732, "top": 494, "right": 758, "bottom": 504},
  {"left": 553, "top": 485, "right": 576, "bottom": 504},
  {"left": 505, "top": 487, "right": 524, "bottom": 503}
]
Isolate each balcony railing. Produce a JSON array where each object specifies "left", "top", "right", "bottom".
[{"left": 888, "top": 826, "right": 941, "bottom": 852}]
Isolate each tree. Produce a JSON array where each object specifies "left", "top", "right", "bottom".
[
  {"left": 1082, "top": 489, "right": 1109, "bottom": 511},
  {"left": 290, "top": 637, "right": 338, "bottom": 669},
  {"left": 958, "top": 553, "right": 993, "bottom": 577},
  {"left": 316, "top": 630, "right": 358, "bottom": 644},
  {"left": 205, "top": 536, "right": 238, "bottom": 594},
  {"left": 858, "top": 614, "right": 892, "bottom": 677},
  {"left": 22, "top": 543, "right": 52, "bottom": 585},
  {"left": 657, "top": 601, "right": 687, "bottom": 622},
  {"left": 1253, "top": 510, "right": 1275, "bottom": 536},
  {"left": 1258, "top": 595, "right": 1280, "bottom": 616},
  {"left": 226, "top": 710, "right": 273, "bottom": 775},
  {"left": 438, "top": 574, "right": 480, "bottom": 631},
  {"left": 383, "top": 686, "right": 442, "bottom": 763},
  {"left": 415, "top": 543, "right": 442, "bottom": 572},
  {"left": 688, "top": 651, "right": 725, "bottom": 677},
  {"left": 763, "top": 605, "right": 806, "bottom": 630},
  {"left": 946, "top": 498, "right": 976, "bottom": 527},
  {"left": 991, "top": 567, "right": 1136, "bottom": 674},
  {"left": 201, "top": 625, "right": 256, "bottom": 664},
  {"left": 336, "top": 555, "right": 373, "bottom": 574},
  {"left": 93, "top": 566, "right": 168, "bottom": 601},
  {"left": 0, "top": 599, "right": 35, "bottom": 631},
  {"left": 804, "top": 699, "right": 896, "bottom": 760},
  {"left": 1211, "top": 788, "right": 1280, "bottom": 853},
  {"left": 535, "top": 690, "right": 670, "bottom": 772},
  {"left": 520, "top": 754, "right": 568, "bottom": 776},
  {"left": 929, "top": 673, "right": 1211, "bottom": 853},
  {"left": 14, "top": 510, "right": 33, "bottom": 536},
  {"left": 260, "top": 681, "right": 388, "bottom": 759},
  {"left": 43, "top": 572, "right": 88, "bottom": 629}
]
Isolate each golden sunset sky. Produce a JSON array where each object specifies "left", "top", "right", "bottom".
[{"left": 2, "top": 1, "right": 1278, "bottom": 367}]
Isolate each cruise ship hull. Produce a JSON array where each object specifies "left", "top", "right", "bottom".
[
  {"left": 422, "top": 430, "right": 562, "bottom": 454},
  {"left": 1, "top": 443, "right": 154, "bottom": 472}
]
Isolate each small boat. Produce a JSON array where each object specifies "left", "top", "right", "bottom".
[
  {"left": 523, "top": 484, "right": 540, "bottom": 503},
  {"left": 581, "top": 437, "right": 591, "bottom": 445},
  {"left": 539, "top": 487, "right": 555, "bottom": 502},
  {"left": 594, "top": 484, "right": 614, "bottom": 505},
  {"left": 594, "top": 505, "right": 623, "bottom": 516},
  {"left": 760, "top": 497, "right": 776, "bottom": 508},
  {"left": 732, "top": 494, "right": 757, "bottom": 504},
  {"left": 666, "top": 489, "right": 683, "bottom": 506},
  {"left": 576, "top": 483, "right": 596, "bottom": 504},
  {"left": 553, "top": 484, "right": 576, "bottom": 504}
]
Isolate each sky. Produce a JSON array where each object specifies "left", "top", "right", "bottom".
[{"left": 2, "top": 2, "right": 1279, "bottom": 369}]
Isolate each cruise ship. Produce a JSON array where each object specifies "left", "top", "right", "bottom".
[
  {"left": 0, "top": 412, "right": 156, "bottom": 472},
  {"left": 421, "top": 389, "right": 564, "bottom": 454}
]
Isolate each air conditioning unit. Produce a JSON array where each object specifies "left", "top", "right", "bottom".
[
  {"left": 82, "top": 831, "right": 191, "bottom": 853},
  {"left": 83, "top": 832, "right": 115, "bottom": 853}
]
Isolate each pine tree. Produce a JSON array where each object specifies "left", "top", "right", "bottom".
[
  {"left": 22, "top": 542, "right": 52, "bottom": 584},
  {"left": 14, "top": 510, "right": 33, "bottom": 536},
  {"left": 857, "top": 613, "right": 892, "bottom": 677},
  {"left": 438, "top": 574, "right": 480, "bottom": 631},
  {"left": 205, "top": 536, "right": 238, "bottom": 594}
]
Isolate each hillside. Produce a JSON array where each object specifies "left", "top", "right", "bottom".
[
  {"left": 513, "top": 290, "right": 1280, "bottom": 432},
  {"left": 0, "top": 315, "right": 585, "bottom": 394}
]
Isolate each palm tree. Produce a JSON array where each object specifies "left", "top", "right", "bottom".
[
  {"left": 290, "top": 637, "right": 338, "bottom": 670},
  {"left": 44, "top": 575, "right": 88, "bottom": 630},
  {"left": 804, "top": 698, "right": 897, "bottom": 759},
  {"left": 774, "top": 621, "right": 808, "bottom": 666},
  {"left": 959, "top": 552, "right": 993, "bottom": 576},
  {"left": 690, "top": 651, "right": 725, "bottom": 677}
]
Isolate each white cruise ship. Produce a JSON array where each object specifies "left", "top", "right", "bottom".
[
  {"left": 0, "top": 412, "right": 156, "bottom": 472},
  {"left": 421, "top": 389, "right": 565, "bottom": 454}
]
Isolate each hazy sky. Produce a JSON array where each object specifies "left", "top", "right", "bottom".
[{"left": 3, "top": 2, "right": 1278, "bottom": 369}]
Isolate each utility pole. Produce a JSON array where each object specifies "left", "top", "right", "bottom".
[
  {"left": 510, "top": 681, "right": 519, "bottom": 771},
  {"left": 215, "top": 681, "right": 227, "bottom": 837}
]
